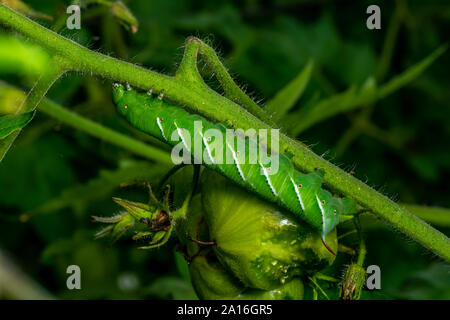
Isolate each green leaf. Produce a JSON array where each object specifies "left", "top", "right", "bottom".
[
  {"left": 282, "top": 44, "right": 447, "bottom": 135},
  {"left": 283, "top": 77, "right": 377, "bottom": 135},
  {"left": 0, "top": 111, "right": 35, "bottom": 139},
  {"left": 378, "top": 44, "right": 448, "bottom": 98},
  {"left": 265, "top": 59, "right": 314, "bottom": 121}
]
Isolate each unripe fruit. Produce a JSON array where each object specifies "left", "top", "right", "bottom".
[
  {"left": 237, "top": 278, "right": 304, "bottom": 300},
  {"left": 201, "top": 170, "right": 337, "bottom": 290},
  {"left": 189, "top": 251, "right": 304, "bottom": 300},
  {"left": 189, "top": 251, "right": 245, "bottom": 299}
]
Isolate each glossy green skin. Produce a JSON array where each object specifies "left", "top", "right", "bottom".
[
  {"left": 237, "top": 279, "right": 304, "bottom": 300},
  {"left": 189, "top": 252, "right": 244, "bottom": 299},
  {"left": 201, "top": 170, "right": 337, "bottom": 290},
  {"left": 189, "top": 252, "right": 304, "bottom": 300},
  {"left": 112, "top": 84, "right": 356, "bottom": 239}
]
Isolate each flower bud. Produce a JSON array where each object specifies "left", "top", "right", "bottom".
[
  {"left": 340, "top": 263, "right": 366, "bottom": 300},
  {"left": 93, "top": 197, "right": 172, "bottom": 249}
]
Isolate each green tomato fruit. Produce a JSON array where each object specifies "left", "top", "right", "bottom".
[
  {"left": 237, "top": 279, "right": 304, "bottom": 300},
  {"left": 189, "top": 250, "right": 245, "bottom": 299},
  {"left": 189, "top": 250, "right": 304, "bottom": 300},
  {"left": 201, "top": 170, "right": 337, "bottom": 290}
]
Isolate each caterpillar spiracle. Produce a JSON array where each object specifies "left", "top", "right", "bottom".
[{"left": 112, "top": 83, "right": 356, "bottom": 254}]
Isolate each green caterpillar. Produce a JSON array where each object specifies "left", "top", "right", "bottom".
[{"left": 112, "top": 83, "right": 356, "bottom": 254}]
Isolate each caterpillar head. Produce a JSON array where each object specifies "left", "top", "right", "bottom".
[
  {"left": 112, "top": 82, "right": 125, "bottom": 100},
  {"left": 112, "top": 83, "right": 128, "bottom": 117}
]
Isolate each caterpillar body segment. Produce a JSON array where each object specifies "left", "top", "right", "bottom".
[{"left": 112, "top": 83, "right": 356, "bottom": 251}]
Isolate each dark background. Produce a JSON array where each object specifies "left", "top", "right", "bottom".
[{"left": 0, "top": 0, "right": 449, "bottom": 299}]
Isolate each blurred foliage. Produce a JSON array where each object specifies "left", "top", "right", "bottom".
[
  {"left": 0, "top": 34, "right": 52, "bottom": 79},
  {"left": 0, "top": 110, "right": 34, "bottom": 139},
  {"left": 0, "top": 0, "right": 449, "bottom": 299}
]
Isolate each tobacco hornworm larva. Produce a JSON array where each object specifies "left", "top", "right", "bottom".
[{"left": 112, "top": 83, "right": 356, "bottom": 254}]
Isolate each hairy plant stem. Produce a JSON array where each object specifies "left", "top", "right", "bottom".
[
  {"left": 179, "top": 37, "right": 275, "bottom": 126},
  {"left": 0, "top": 4, "right": 448, "bottom": 261}
]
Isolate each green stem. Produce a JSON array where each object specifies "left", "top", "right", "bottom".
[
  {"left": 181, "top": 37, "right": 274, "bottom": 125},
  {"left": 354, "top": 218, "right": 367, "bottom": 267},
  {"left": 376, "top": 0, "right": 405, "bottom": 81},
  {"left": 40, "top": 99, "right": 173, "bottom": 164},
  {"left": 0, "top": 81, "right": 172, "bottom": 164},
  {"left": 1, "top": 4, "right": 449, "bottom": 261}
]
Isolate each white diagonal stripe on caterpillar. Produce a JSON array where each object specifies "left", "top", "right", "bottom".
[
  {"left": 156, "top": 117, "right": 166, "bottom": 140},
  {"left": 226, "top": 141, "right": 246, "bottom": 181},
  {"left": 315, "top": 194, "right": 326, "bottom": 229},
  {"left": 173, "top": 121, "right": 190, "bottom": 152},
  {"left": 290, "top": 176, "right": 305, "bottom": 211},
  {"left": 199, "top": 130, "right": 216, "bottom": 165},
  {"left": 260, "top": 161, "right": 278, "bottom": 197}
]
